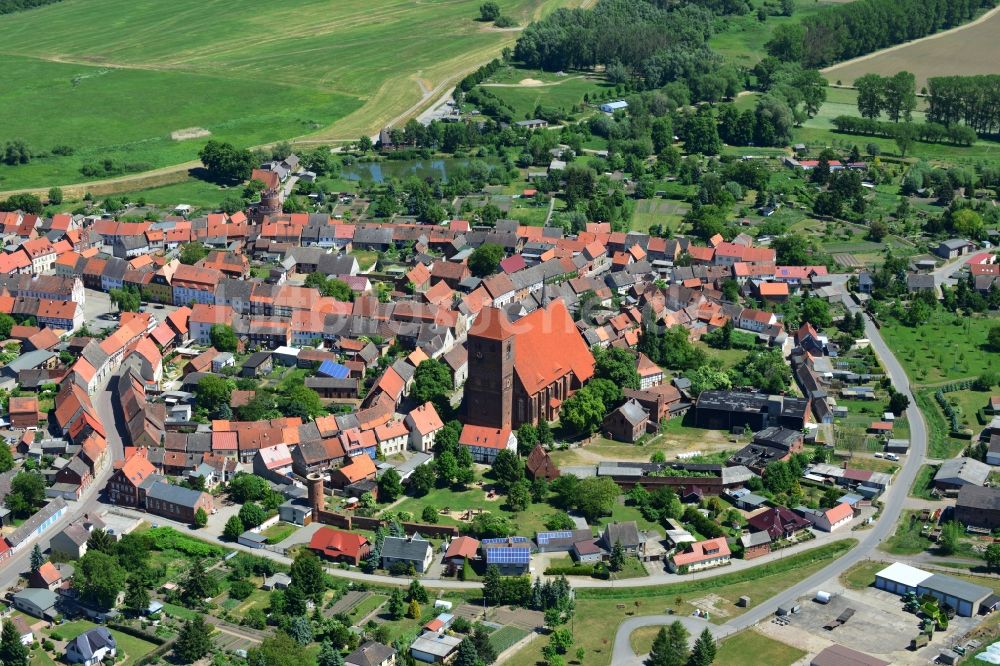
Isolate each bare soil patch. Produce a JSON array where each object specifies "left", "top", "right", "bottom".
[{"left": 171, "top": 127, "right": 211, "bottom": 141}]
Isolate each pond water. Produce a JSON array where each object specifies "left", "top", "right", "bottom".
[{"left": 340, "top": 158, "right": 482, "bottom": 183}]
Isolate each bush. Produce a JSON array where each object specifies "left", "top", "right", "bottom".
[
  {"left": 543, "top": 564, "right": 597, "bottom": 576},
  {"left": 229, "top": 579, "right": 255, "bottom": 600}
]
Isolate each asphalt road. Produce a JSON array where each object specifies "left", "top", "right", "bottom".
[
  {"left": 610, "top": 303, "right": 929, "bottom": 664},
  {"left": 0, "top": 376, "right": 124, "bottom": 590}
]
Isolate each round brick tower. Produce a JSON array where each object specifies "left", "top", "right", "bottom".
[{"left": 307, "top": 473, "right": 324, "bottom": 520}]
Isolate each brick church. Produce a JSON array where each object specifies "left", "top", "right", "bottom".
[{"left": 464, "top": 299, "right": 595, "bottom": 430}]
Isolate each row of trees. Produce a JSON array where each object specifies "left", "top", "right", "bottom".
[
  {"left": 831, "top": 116, "right": 978, "bottom": 149},
  {"left": 927, "top": 75, "right": 1000, "bottom": 136},
  {"left": 767, "top": 0, "right": 992, "bottom": 67}
]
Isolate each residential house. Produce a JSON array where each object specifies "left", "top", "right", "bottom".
[
  {"left": 796, "top": 502, "right": 854, "bottom": 532},
  {"left": 599, "top": 522, "right": 643, "bottom": 556},
  {"left": 66, "top": 627, "right": 117, "bottom": 666},
  {"left": 345, "top": 641, "right": 397, "bottom": 666},
  {"left": 382, "top": 534, "right": 434, "bottom": 573},
  {"left": 747, "top": 506, "right": 811, "bottom": 541},
  {"left": 602, "top": 399, "right": 650, "bottom": 443},
  {"left": 458, "top": 424, "right": 516, "bottom": 464},
  {"left": 308, "top": 527, "right": 371, "bottom": 565},
  {"left": 481, "top": 537, "right": 531, "bottom": 575},
  {"left": 11, "top": 588, "right": 58, "bottom": 621},
  {"left": 330, "top": 453, "right": 377, "bottom": 490},
  {"left": 144, "top": 480, "right": 214, "bottom": 523},
  {"left": 405, "top": 402, "right": 444, "bottom": 453},
  {"left": 668, "top": 537, "right": 731, "bottom": 573}
]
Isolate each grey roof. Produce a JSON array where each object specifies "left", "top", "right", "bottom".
[
  {"left": 956, "top": 484, "right": 1000, "bottom": 512},
  {"left": 144, "top": 480, "right": 205, "bottom": 509},
  {"left": 7, "top": 497, "right": 67, "bottom": 547},
  {"left": 239, "top": 530, "right": 268, "bottom": 544},
  {"left": 940, "top": 238, "right": 971, "bottom": 250},
  {"left": 68, "top": 627, "right": 116, "bottom": 661},
  {"left": 602, "top": 521, "right": 641, "bottom": 548},
  {"left": 616, "top": 399, "right": 648, "bottom": 426},
  {"left": 4, "top": 350, "right": 57, "bottom": 374},
  {"left": 935, "top": 457, "right": 990, "bottom": 487},
  {"left": 410, "top": 631, "right": 461, "bottom": 658},
  {"left": 740, "top": 531, "right": 771, "bottom": 547},
  {"left": 13, "top": 587, "right": 58, "bottom": 610},
  {"left": 919, "top": 573, "right": 992, "bottom": 603},
  {"left": 345, "top": 640, "right": 397, "bottom": 666},
  {"left": 382, "top": 534, "right": 432, "bottom": 562},
  {"left": 720, "top": 465, "right": 755, "bottom": 485}
]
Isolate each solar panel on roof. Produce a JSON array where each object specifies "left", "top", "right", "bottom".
[
  {"left": 482, "top": 536, "right": 529, "bottom": 544},
  {"left": 486, "top": 548, "right": 530, "bottom": 564},
  {"left": 317, "top": 360, "right": 349, "bottom": 379},
  {"left": 536, "top": 531, "right": 572, "bottom": 545}
]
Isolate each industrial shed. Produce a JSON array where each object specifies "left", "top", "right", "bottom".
[{"left": 875, "top": 562, "right": 931, "bottom": 596}]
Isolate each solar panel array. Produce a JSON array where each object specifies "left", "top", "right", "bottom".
[
  {"left": 317, "top": 360, "right": 349, "bottom": 379},
  {"left": 485, "top": 546, "right": 531, "bottom": 564},
  {"left": 482, "top": 536, "right": 529, "bottom": 544},
  {"left": 536, "top": 530, "right": 573, "bottom": 545}
]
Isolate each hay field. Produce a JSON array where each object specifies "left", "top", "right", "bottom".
[
  {"left": 823, "top": 6, "right": 1000, "bottom": 89},
  {"left": 0, "top": 0, "right": 579, "bottom": 190}
]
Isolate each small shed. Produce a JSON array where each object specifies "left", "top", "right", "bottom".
[{"left": 238, "top": 531, "right": 268, "bottom": 549}]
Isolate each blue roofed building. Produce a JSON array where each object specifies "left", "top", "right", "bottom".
[
  {"left": 482, "top": 536, "right": 531, "bottom": 575},
  {"left": 318, "top": 360, "right": 351, "bottom": 379}
]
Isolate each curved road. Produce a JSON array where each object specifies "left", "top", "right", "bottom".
[{"left": 611, "top": 304, "right": 929, "bottom": 664}]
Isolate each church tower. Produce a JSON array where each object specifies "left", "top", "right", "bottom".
[{"left": 464, "top": 307, "right": 514, "bottom": 430}]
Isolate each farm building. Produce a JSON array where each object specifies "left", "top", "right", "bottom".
[
  {"left": 955, "top": 485, "right": 1000, "bottom": 530},
  {"left": 875, "top": 563, "right": 992, "bottom": 616},
  {"left": 599, "top": 100, "right": 628, "bottom": 113}
]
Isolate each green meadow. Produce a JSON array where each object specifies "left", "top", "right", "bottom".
[{"left": 0, "top": 0, "right": 581, "bottom": 191}]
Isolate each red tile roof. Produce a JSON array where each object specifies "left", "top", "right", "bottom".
[
  {"left": 308, "top": 527, "right": 369, "bottom": 562},
  {"left": 510, "top": 299, "right": 595, "bottom": 396}
]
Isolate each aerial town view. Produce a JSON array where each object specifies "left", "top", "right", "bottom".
[{"left": 1, "top": 0, "right": 1000, "bottom": 665}]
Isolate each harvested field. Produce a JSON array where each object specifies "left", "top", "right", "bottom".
[{"left": 823, "top": 7, "right": 1000, "bottom": 88}]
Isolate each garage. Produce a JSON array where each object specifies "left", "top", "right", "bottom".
[
  {"left": 875, "top": 562, "right": 932, "bottom": 596},
  {"left": 917, "top": 575, "right": 993, "bottom": 617}
]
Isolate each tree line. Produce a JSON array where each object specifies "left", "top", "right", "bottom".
[
  {"left": 927, "top": 75, "right": 1000, "bottom": 136},
  {"left": 766, "top": 0, "right": 995, "bottom": 67},
  {"left": 0, "top": 0, "right": 62, "bottom": 14},
  {"left": 831, "top": 116, "right": 978, "bottom": 146}
]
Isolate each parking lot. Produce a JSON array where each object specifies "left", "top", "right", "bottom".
[
  {"left": 82, "top": 288, "right": 185, "bottom": 333},
  {"left": 765, "top": 585, "right": 983, "bottom": 664}
]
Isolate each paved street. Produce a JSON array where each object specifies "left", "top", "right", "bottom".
[{"left": 0, "top": 376, "right": 123, "bottom": 590}]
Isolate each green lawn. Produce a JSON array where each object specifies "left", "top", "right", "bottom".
[
  {"left": 630, "top": 198, "right": 689, "bottom": 234},
  {"left": 508, "top": 541, "right": 854, "bottom": 666},
  {"left": 880, "top": 311, "right": 1000, "bottom": 385},
  {"left": 350, "top": 249, "right": 379, "bottom": 271},
  {"left": 483, "top": 74, "right": 611, "bottom": 121},
  {"left": 349, "top": 593, "right": 388, "bottom": 621},
  {"left": 489, "top": 625, "right": 530, "bottom": 654},
  {"left": 840, "top": 560, "right": 886, "bottom": 590},
  {"left": 910, "top": 464, "right": 942, "bottom": 500},
  {"left": 881, "top": 511, "right": 933, "bottom": 555},
  {"left": 48, "top": 622, "right": 158, "bottom": 665},
  {"left": 630, "top": 626, "right": 805, "bottom": 665},
  {"left": 262, "top": 522, "right": 297, "bottom": 545},
  {"left": 713, "top": 629, "right": 806, "bottom": 666},
  {"left": 0, "top": 0, "right": 580, "bottom": 190}
]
